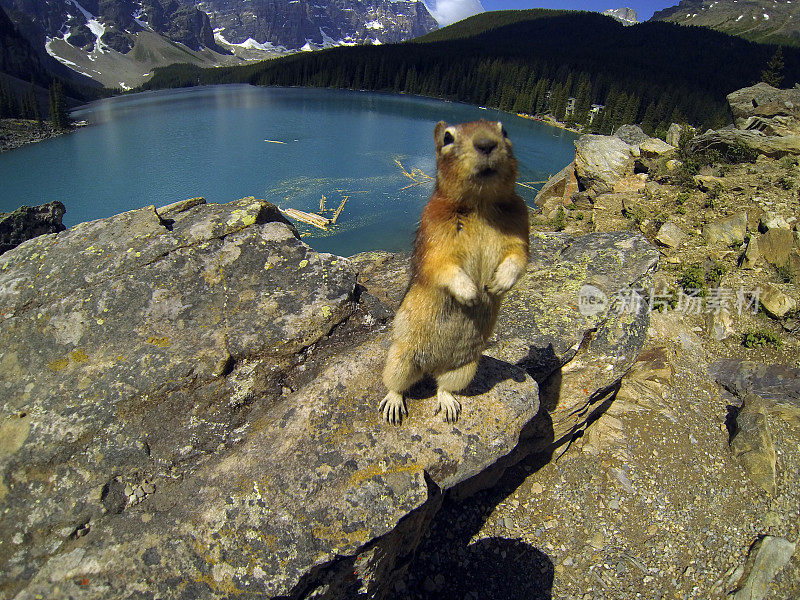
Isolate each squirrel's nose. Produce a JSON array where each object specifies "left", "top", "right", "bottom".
[{"left": 473, "top": 137, "right": 497, "bottom": 155}]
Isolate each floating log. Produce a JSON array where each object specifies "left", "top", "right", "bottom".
[
  {"left": 279, "top": 195, "right": 350, "bottom": 231},
  {"left": 331, "top": 196, "right": 348, "bottom": 225},
  {"left": 280, "top": 207, "right": 331, "bottom": 230},
  {"left": 516, "top": 181, "right": 546, "bottom": 190}
]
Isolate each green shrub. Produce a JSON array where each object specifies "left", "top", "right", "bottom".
[
  {"left": 778, "top": 175, "right": 794, "bottom": 190},
  {"left": 552, "top": 206, "right": 566, "bottom": 231},
  {"left": 678, "top": 264, "right": 706, "bottom": 293},
  {"left": 675, "top": 192, "right": 690, "bottom": 206},
  {"left": 743, "top": 330, "right": 781, "bottom": 349},
  {"left": 623, "top": 205, "right": 646, "bottom": 226},
  {"left": 707, "top": 262, "right": 727, "bottom": 287}
]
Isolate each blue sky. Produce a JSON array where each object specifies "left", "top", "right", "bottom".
[
  {"left": 428, "top": 0, "right": 679, "bottom": 27},
  {"left": 479, "top": 1, "right": 676, "bottom": 21}
]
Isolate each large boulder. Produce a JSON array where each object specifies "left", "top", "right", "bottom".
[
  {"left": 574, "top": 134, "right": 635, "bottom": 194},
  {"left": 638, "top": 137, "right": 676, "bottom": 158},
  {"left": 534, "top": 161, "right": 578, "bottom": 215},
  {"left": 0, "top": 201, "right": 66, "bottom": 254},
  {"left": 689, "top": 128, "right": 800, "bottom": 158},
  {"left": 727, "top": 82, "right": 800, "bottom": 136},
  {"left": 0, "top": 199, "right": 658, "bottom": 599},
  {"left": 703, "top": 211, "right": 748, "bottom": 246},
  {"left": 614, "top": 124, "right": 649, "bottom": 145}
]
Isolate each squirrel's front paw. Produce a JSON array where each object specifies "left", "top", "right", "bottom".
[
  {"left": 450, "top": 272, "right": 479, "bottom": 306},
  {"left": 451, "top": 280, "right": 478, "bottom": 306},
  {"left": 487, "top": 260, "right": 522, "bottom": 295}
]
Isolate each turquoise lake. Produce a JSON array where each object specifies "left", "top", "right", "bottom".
[{"left": 0, "top": 85, "right": 578, "bottom": 256}]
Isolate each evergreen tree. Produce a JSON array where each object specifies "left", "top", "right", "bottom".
[
  {"left": 49, "top": 81, "right": 69, "bottom": 130},
  {"left": 573, "top": 72, "right": 592, "bottom": 126},
  {"left": 761, "top": 47, "right": 785, "bottom": 88},
  {"left": 0, "top": 81, "right": 9, "bottom": 118},
  {"left": 622, "top": 93, "right": 640, "bottom": 126}
]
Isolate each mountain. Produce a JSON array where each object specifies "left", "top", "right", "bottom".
[
  {"left": 0, "top": 0, "right": 438, "bottom": 88},
  {"left": 603, "top": 7, "right": 638, "bottom": 26},
  {"left": 1, "top": 4, "right": 100, "bottom": 106},
  {"left": 651, "top": 0, "right": 800, "bottom": 46},
  {"left": 139, "top": 9, "right": 800, "bottom": 135},
  {"left": 204, "top": 0, "right": 438, "bottom": 51}
]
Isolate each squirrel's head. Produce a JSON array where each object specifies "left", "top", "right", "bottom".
[{"left": 433, "top": 119, "right": 518, "bottom": 202}]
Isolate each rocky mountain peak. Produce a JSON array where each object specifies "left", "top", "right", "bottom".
[{"left": 602, "top": 7, "right": 639, "bottom": 25}]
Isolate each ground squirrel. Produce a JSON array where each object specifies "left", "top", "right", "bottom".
[{"left": 380, "top": 119, "right": 530, "bottom": 424}]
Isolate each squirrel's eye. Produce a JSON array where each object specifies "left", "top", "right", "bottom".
[{"left": 443, "top": 131, "right": 454, "bottom": 145}]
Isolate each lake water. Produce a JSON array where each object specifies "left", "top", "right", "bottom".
[{"left": 0, "top": 85, "right": 578, "bottom": 256}]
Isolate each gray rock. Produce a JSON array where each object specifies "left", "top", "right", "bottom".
[
  {"left": 703, "top": 211, "right": 748, "bottom": 246},
  {"left": 727, "top": 82, "right": 800, "bottom": 136},
  {"left": 694, "top": 174, "right": 725, "bottom": 192},
  {"left": 710, "top": 360, "right": 800, "bottom": 408},
  {"left": 534, "top": 161, "right": 578, "bottom": 211},
  {"left": 666, "top": 122, "right": 684, "bottom": 147},
  {"left": 708, "top": 309, "right": 735, "bottom": 341},
  {"left": 689, "top": 128, "right": 800, "bottom": 158},
  {"left": 760, "top": 283, "right": 797, "bottom": 318},
  {"left": 730, "top": 396, "right": 777, "bottom": 495},
  {"left": 655, "top": 221, "right": 687, "bottom": 248},
  {"left": 614, "top": 124, "right": 649, "bottom": 146},
  {"left": 0, "top": 201, "right": 66, "bottom": 255},
  {"left": 0, "top": 200, "right": 657, "bottom": 599},
  {"left": 574, "top": 135, "right": 635, "bottom": 194},
  {"left": 740, "top": 235, "right": 761, "bottom": 269},
  {"left": 758, "top": 227, "right": 799, "bottom": 267},
  {"left": 732, "top": 535, "right": 796, "bottom": 600},
  {"left": 759, "top": 212, "right": 792, "bottom": 232},
  {"left": 638, "top": 138, "right": 676, "bottom": 158}
]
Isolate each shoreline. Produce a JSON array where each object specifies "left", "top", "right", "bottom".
[{"left": 0, "top": 119, "right": 86, "bottom": 153}]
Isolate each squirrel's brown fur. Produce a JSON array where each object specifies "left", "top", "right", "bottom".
[{"left": 380, "top": 119, "right": 530, "bottom": 424}]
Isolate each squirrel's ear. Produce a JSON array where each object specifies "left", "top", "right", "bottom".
[{"left": 434, "top": 121, "right": 448, "bottom": 149}]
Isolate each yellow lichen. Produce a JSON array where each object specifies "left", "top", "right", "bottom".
[
  {"left": 69, "top": 349, "right": 89, "bottom": 363},
  {"left": 348, "top": 462, "right": 420, "bottom": 487},
  {"left": 298, "top": 260, "right": 309, "bottom": 269},
  {"left": 312, "top": 523, "right": 370, "bottom": 549},
  {"left": 147, "top": 336, "right": 171, "bottom": 348},
  {"left": 47, "top": 358, "right": 69, "bottom": 371}
]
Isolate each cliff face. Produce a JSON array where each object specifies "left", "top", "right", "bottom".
[
  {"left": 204, "top": 0, "right": 438, "bottom": 50},
  {"left": 651, "top": 0, "right": 800, "bottom": 45},
  {"left": 0, "top": 0, "right": 437, "bottom": 86},
  {"left": 0, "top": 0, "right": 222, "bottom": 53},
  {"left": 602, "top": 7, "right": 638, "bottom": 25},
  {"left": 0, "top": 195, "right": 655, "bottom": 599}
]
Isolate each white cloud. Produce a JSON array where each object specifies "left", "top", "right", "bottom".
[{"left": 423, "top": 0, "right": 484, "bottom": 26}]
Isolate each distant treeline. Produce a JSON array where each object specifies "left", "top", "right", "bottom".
[
  {"left": 0, "top": 78, "right": 70, "bottom": 129},
  {"left": 137, "top": 10, "right": 799, "bottom": 136}
]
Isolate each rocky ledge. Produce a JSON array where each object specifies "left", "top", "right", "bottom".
[
  {"left": 0, "top": 201, "right": 66, "bottom": 255},
  {"left": 0, "top": 197, "right": 657, "bottom": 599}
]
